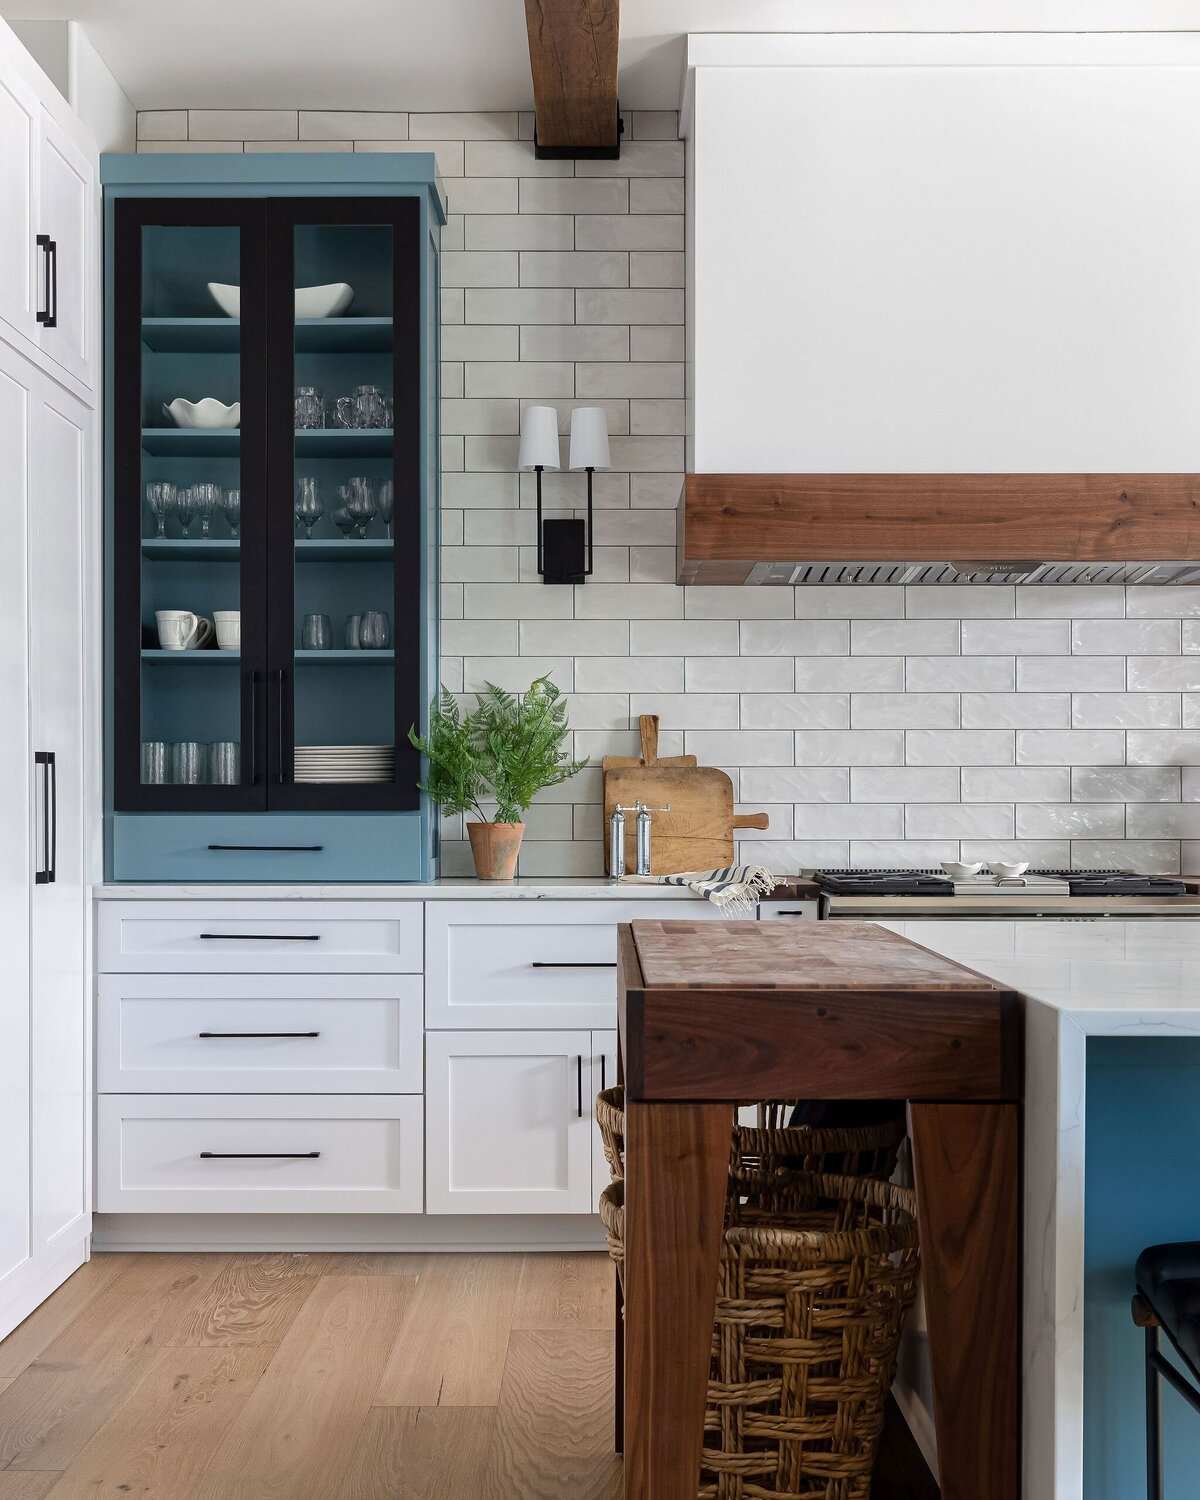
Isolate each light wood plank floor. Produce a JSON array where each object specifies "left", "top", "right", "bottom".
[{"left": 0, "top": 1252, "right": 622, "bottom": 1500}]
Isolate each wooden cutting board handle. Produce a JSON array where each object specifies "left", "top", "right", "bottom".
[
  {"left": 639, "top": 714, "right": 659, "bottom": 766},
  {"left": 733, "top": 812, "right": 770, "bottom": 830}
]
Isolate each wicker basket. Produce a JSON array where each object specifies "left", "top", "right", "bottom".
[{"left": 598, "top": 1172, "right": 920, "bottom": 1500}]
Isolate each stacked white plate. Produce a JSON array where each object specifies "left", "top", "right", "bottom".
[{"left": 294, "top": 744, "right": 395, "bottom": 783}]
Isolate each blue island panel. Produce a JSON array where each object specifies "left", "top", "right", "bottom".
[{"left": 1085, "top": 1037, "right": 1200, "bottom": 1498}]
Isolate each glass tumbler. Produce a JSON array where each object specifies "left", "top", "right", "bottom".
[
  {"left": 145, "top": 482, "right": 175, "bottom": 538},
  {"left": 222, "top": 488, "right": 241, "bottom": 538},
  {"left": 141, "top": 741, "right": 168, "bottom": 784},
  {"left": 171, "top": 741, "right": 206, "bottom": 785},
  {"left": 294, "top": 386, "right": 325, "bottom": 429},
  {"left": 191, "top": 482, "right": 221, "bottom": 538},
  {"left": 209, "top": 741, "right": 240, "bottom": 785},
  {"left": 172, "top": 486, "right": 197, "bottom": 538},
  {"left": 302, "top": 613, "right": 332, "bottom": 651},
  {"left": 360, "top": 610, "right": 390, "bottom": 650},
  {"left": 344, "top": 614, "right": 362, "bottom": 649}
]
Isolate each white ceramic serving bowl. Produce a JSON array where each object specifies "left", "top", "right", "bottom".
[
  {"left": 942, "top": 861, "right": 984, "bottom": 878},
  {"left": 207, "top": 282, "right": 354, "bottom": 318},
  {"left": 163, "top": 397, "right": 241, "bottom": 430},
  {"left": 987, "top": 860, "right": 1030, "bottom": 880}
]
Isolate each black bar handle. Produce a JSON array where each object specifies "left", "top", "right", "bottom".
[
  {"left": 49, "top": 237, "right": 58, "bottom": 328},
  {"left": 198, "top": 1031, "right": 320, "bottom": 1039},
  {"left": 35, "top": 235, "right": 56, "bottom": 326},
  {"left": 198, "top": 932, "right": 321, "bottom": 941},
  {"left": 47, "top": 752, "right": 56, "bottom": 884},
  {"left": 207, "top": 844, "right": 324, "bottom": 852},
  {"left": 199, "top": 1151, "right": 320, "bottom": 1160},
  {"left": 601, "top": 1053, "right": 606, "bottom": 1092},
  {"left": 34, "top": 751, "right": 52, "bottom": 884},
  {"left": 531, "top": 961, "right": 617, "bottom": 969},
  {"left": 576, "top": 1055, "right": 583, "bottom": 1119}
]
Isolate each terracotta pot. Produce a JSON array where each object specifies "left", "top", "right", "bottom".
[{"left": 467, "top": 821, "right": 524, "bottom": 882}]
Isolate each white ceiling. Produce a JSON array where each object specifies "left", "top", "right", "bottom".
[{"left": 5, "top": 0, "right": 1200, "bottom": 112}]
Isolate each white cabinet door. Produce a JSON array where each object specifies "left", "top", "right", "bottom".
[
  {"left": 29, "top": 374, "right": 88, "bottom": 1259},
  {"left": 425, "top": 1030, "right": 595, "bottom": 1215},
  {"left": 37, "top": 114, "right": 93, "bottom": 390},
  {"left": 0, "top": 342, "right": 33, "bottom": 1304},
  {"left": 591, "top": 1029, "right": 617, "bottom": 1199},
  {"left": 0, "top": 62, "right": 38, "bottom": 346}
]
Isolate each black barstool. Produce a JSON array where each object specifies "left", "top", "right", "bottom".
[{"left": 1132, "top": 1242, "right": 1200, "bottom": 1498}]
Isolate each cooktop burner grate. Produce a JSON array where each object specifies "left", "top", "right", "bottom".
[{"left": 813, "top": 868, "right": 1188, "bottom": 897}]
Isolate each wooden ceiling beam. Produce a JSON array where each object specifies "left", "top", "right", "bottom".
[{"left": 523, "top": 0, "right": 620, "bottom": 156}]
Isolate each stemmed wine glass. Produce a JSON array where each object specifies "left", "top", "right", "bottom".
[
  {"left": 191, "top": 482, "right": 221, "bottom": 538},
  {"left": 295, "top": 476, "right": 323, "bottom": 541},
  {"left": 145, "top": 482, "right": 175, "bottom": 538},
  {"left": 346, "top": 476, "right": 376, "bottom": 539},
  {"left": 376, "top": 480, "right": 394, "bottom": 539},
  {"left": 222, "top": 488, "right": 241, "bottom": 538},
  {"left": 172, "top": 485, "right": 197, "bottom": 538}
]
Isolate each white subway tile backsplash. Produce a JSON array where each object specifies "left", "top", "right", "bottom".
[
  {"left": 798, "top": 657, "right": 904, "bottom": 691},
  {"left": 906, "top": 587, "right": 1014, "bottom": 619},
  {"left": 189, "top": 108, "right": 297, "bottom": 140},
  {"left": 412, "top": 112, "right": 518, "bottom": 140},
  {"left": 853, "top": 620, "right": 959, "bottom": 656},
  {"left": 299, "top": 110, "right": 408, "bottom": 139},
  {"left": 851, "top": 840, "right": 960, "bottom": 866},
  {"left": 577, "top": 363, "right": 683, "bottom": 398},
  {"left": 1071, "top": 840, "right": 1181, "bottom": 874},
  {"left": 465, "top": 288, "right": 575, "bottom": 324},
  {"left": 447, "top": 179, "right": 519, "bottom": 214},
  {"left": 743, "top": 620, "right": 849, "bottom": 656},
  {"left": 630, "top": 178, "right": 685, "bottom": 213},
  {"left": 629, "top": 547, "right": 676, "bottom": 583},
  {"left": 1072, "top": 765, "right": 1180, "bottom": 801},
  {"left": 629, "top": 399, "right": 686, "bottom": 435},
  {"left": 576, "top": 583, "right": 682, "bottom": 620},
  {"left": 1127, "top": 731, "right": 1200, "bottom": 764},
  {"left": 442, "top": 546, "right": 517, "bottom": 583},
  {"left": 907, "top": 731, "right": 1014, "bottom": 765},
  {"left": 741, "top": 694, "right": 849, "bottom": 729},
  {"left": 463, "top": 656, "right": 573, "bottom": 691},
  {"left": 354, "top": 140, "right": 465, "bottom": 176},
  {"left": 907, "top": 657, "right": 1014, "bottom": 692},
  {"left": 742, "top": 768, "right": 850, "bottom": 803},
  {"left": 521, "top": 251, "right": 628, "bottom": 288},
  {"left": 630, "top": 693, "right": 739, "bottom": 729},
  {"left": 518, "top": 178, "right": 630, "bottom": 214},
  {"left": 575, "top": 657, "right": 683, "bottom": 693},
  {"left": 630, "top": 252, "right": 685, "bottom": 287},
  {"left": 1015, "top": 803, "right": 1125, "bottom": 838},
  {"left": 794, "top": 804, "right": 904, "bottom": 838},
  {"left": 442, "top": 251, "right": 518, "bottom": 287},
  {"left": 795, "top": 587, "right": 905, "bottom": 619},
  {"left": 962, "top": 693, "right": 1070, "bottom": 728},
  {"left": 1126, "top": 803, "right": 1200, "bottom": 838},
  {"left": 1072, "top": 619, "right": 1181, "bottom": 654},
  {"left": 686, "top": 731, "right": 793, "bottom": 766},
  {"left": 1017, "top": 585, "right": 1125, "bottom": 617},
  {"left": 466, "top": 215, "right": 574, "bottom": 251},
  {"left": 576, "top": 289, "right": 684, "bottom": 325},
  {"left": 960, "top": 840, "right": 1072, "bottom": 867},
  {"left": 519, "top": 620, "right": 629, "bottom": 656},
  {"left": 577, "top": 215, "right": 684, "bottom": 250},
  {"left": 1128, "top": 587, "right": 1200, "bottom": 617},
  {"left": 795, "top": 731, "right": 904, "bottom": 767},
  {"left": 851, "top": 694, "right": 959, "bottom": 729},
  {"left": 464, "top": 140, "right": 571, "bottom": 177},
  {"left": 137, "top": 109, "right": 187, "bottom": 140},
  {"left": 463, "top": 361, "right": 573, "bottom": 396},
  {"left": 741, "top": 840, "right": 850, "bottom": 870},
  {"left": 682, "top": 589, "right": 791, "bottom": 621},
  {"left": 1017, "top": 656, "right": 1126, "bottom": 691},
  {"left": 1128, "top": 656, "right": 1200, "bottom": 690},
  {"left": 629, "top": 621, "right": 739, "bottom": 655},
  {"left": 963, "top": 619, "right": 1068, "bottom": 655},
  {"left": 520, "top": 325, "right": 629, "bottom": 361},
  {"left": 577, "top": 141, "right": 685, "bottom": 177},
  {"left": 905, "top": 804, "right": 1014, "bottom": 839},
  {"left": 442, "top": 325, "right": 520, "bottom": 361},
  {"left": 963, "top": 766, "right": 1072, "bottom": 801},
  {"left": 852, "top": 767, "right": 960, "bottom": 802},
  {"left": 464, "top": 583, "right": 573, "bottom": 619},
  {"left": 1071, "top": 694, "right": 1182, "bottom": 728},
  {"left": 1017, "top": 731, "right": 1125, "bottom": 765},
  {"left": 687, "top": 658, "right": 794, "bottom": 692},
  {"left": 630, "top": 326, "right": 686, "bottom": 361}
]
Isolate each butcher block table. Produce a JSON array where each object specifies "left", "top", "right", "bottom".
[{"left": 616, "top": 919, "right": 1023, "bottom": 1500}]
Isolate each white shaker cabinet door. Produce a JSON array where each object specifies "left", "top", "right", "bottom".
[
  {"left": 0, "top": 61, "right": 39, "bottom": 347},
  {"left": 29, "top": 376, "right": 90, "bottom": 1257},
  {"left": 37, "top": 114, "right": 93, "bottom": 391},
  {"left": 425, "top": 1030, "right": 596, "bottom": 1215},
  {"left": 591, "top": 1029, "right": 617, "bottom": 1199},
  {"left": 0, "top": 341, "right": 33, "bottom": 1302}
]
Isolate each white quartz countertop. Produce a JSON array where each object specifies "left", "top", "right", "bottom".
[
  {"left": 93, "top": 877, "right": 718, "bottom": 902},
  {"left": 888, "top": 917, "right": 1200, "bottom": 1030}
]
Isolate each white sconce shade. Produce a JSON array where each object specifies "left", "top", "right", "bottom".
[
  {"left": 569, "top": 406, "right": 610, "bottom": 470},
  {"left": 518, "top": 404, "right": 560, "bottom": 469}
]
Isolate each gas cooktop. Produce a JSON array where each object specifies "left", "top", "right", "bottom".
[{"left": 813, "top": 868, "right": 1188, "bottom": 898}]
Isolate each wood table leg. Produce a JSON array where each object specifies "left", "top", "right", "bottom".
[
  {"left": 911, "top": 1101, "right": 1020, "bottom": 1500},
  {"left": 623, "top": 1099, "right": 732, "bottom": 1500}
]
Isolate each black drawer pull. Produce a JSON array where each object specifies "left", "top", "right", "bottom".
[
  {"left": 530, "top": 961, "right": 617, "bottom": 969},
  {"left": 199, "top": 1151, "right": 320, "bottom": 1160},
  {"left": 770, "top": 909, "right": 811, "bottom": 917},
  {"left": 198, "top": 1031, "right": 320, "bottom": 1039},
  {"left": 576, "top": 1055, "right": 583, "bottom": 1118},
  {"left": 207, "top": 844, "right": 324, "bottom": 852},
  {"left": 198, "top": 932, "right": 321, "bottom": 941}
]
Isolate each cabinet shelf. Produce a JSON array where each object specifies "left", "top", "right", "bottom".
[
  {"left": 140, "top": 538, "right": 393, "bottom": 561},
  {"left": 294, "top": 429, "right": 394, "bottom": 458},
  {"left": 141, "top": 538, "right": 240, "bottom": 560},
  {"left": 141, "top": 649, "right": 240, "bottom": 661},
  {"left": 141, "top": 317, "right": 394, "bottom": 354},
  {"left": 295, "top": 650, "right": 395, "bottom": 662},
  {"left": 141, "top": 428, "right": 240, "bottom": 457}
]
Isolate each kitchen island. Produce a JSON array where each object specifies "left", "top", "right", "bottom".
[{"left": 617, "top": 918, "right": 1023, "bottom": 1500}]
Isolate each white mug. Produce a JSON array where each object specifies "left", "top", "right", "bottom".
[
  {"left": 156, "top": 610, "right": 212, "bottom": 651},
  {"left": 214, "top": 610, "right": 241, "bottom": 651}
]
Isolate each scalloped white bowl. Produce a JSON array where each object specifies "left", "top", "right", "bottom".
[
  {"left": 942, "top": 861, "right": 984, "bottom": 879},
  {"left": 207, "top": 282, "right": 354, "bottom": 318},
  {"left": 163, "top": 397, "right": 241, "bottom": 429},
  {"left": 987, "top": 860, "right": 1030, "bottom": 880}
]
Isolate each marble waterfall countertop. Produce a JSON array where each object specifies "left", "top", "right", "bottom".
[
  {"left": 93, "top": 877, "right": 719, "bottom": 901},
  {"left": 887, "top": 918, "right": 1200, "bottom": 1500}
]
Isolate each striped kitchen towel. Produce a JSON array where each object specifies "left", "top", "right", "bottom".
[{"left": 620, "top": 865, "right": 777, "bottom": 919}]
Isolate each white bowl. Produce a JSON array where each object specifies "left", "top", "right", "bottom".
[
  {"left": 942, "top": 861, "right": 984, "bottom": 879},
  {"left": 987, "top": 860, "right": 1030, "bottom": 880},
  {"left": 207, "top": 282, "right": 354, "bottom": 319},
  {"left": 163, "top": 397, "right": 240, "bottom": 430}
]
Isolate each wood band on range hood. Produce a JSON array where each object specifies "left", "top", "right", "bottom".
[{"left": 676, "top": 473, "right": 1200, "bottom": 585}]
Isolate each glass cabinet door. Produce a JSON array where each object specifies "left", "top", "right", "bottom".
[
  {"left": 264, "top": 198, "right": 422, "bottom": 811},
  {"left": 111, "top": 199, "right": 268, "bottom": 811}
]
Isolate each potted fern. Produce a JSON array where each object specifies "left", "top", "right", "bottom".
[{"left": 409, "top": 676, "right": 588, "bottom": 881}]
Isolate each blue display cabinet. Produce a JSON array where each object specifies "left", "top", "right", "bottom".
[{"left": 101, "top": 155, "right": 444, "bottom": 881}]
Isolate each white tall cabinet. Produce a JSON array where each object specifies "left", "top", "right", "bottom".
[{"left": 0, "top": 16, "right": 96, "bottom": 1342}]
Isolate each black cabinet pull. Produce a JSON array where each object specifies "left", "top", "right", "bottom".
[
  {"left": 576, "top": 1055, "right": 583, "bottom": 1119},
  {"left": 34, "top": 751, "right": 55, "bottom": 884},
  {"left": 199, "top": 1151, "right": 320, "bottom": 1160},
  {"left": 600, "top": 1053, "right": 606, "bottom": 1092},
  {"left": 35, "top": 234, "right": 57, "bottom": 327},
  {"left": 198, "top": 1031, "right": 320, "bottom": 1039},
  {"left": 531, "top": 961, "right": 617, "bottom": 969},
  {"left": 276, "top": 667, "right": 286, "bottom": 784},
  {"left": 770, "top": 909, "right": 811, "bottom": 917},
  {"left": 207, "top": 844, "right": 324, "bottom": 853},
  {"left": 198, "top": 932, "right": 321, "bottom": 941},
  {"left": 248, "top": 669, "right": 258, "bottom": 785}
]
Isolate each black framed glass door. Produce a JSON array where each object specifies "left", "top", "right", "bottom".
[
  {"left": 111, "top": 197, "right": 269, "bottom": 811},
  {"left": 263, "top": 197, "right": 422, "bottom": 812}
]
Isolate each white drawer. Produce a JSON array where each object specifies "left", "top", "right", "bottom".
[
  {"left": 97, "top": 973, "right": 423, "bottom": 1094},
  {"left": 424, "top": 899, "right": 720, "bottom": 1029},
  {"left": 96, "top": 1095, "right": 423, "bottom": 1213},
  {"left": 97, "top": 901, "right": 422, "bottom": 974}
]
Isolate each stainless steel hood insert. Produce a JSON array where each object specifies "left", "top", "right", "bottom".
[{"left": 746, "top": 560, "right": 1200, "bottom": 586}]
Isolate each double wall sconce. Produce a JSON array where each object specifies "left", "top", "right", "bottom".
[{"left": 518, "top": 404, "right": 610, "bottom": 584}]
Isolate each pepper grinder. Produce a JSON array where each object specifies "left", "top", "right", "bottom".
[
  {"left": 609, "top": 803, "right": 640, "bottom": 881},
  {"left": 635, "top": 802, "right": 671, "bottom": 877}
]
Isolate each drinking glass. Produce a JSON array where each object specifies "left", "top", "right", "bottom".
[
  {"left": 208, "top": 741, "right": 239, "bottom": 785},
  {"left": 346, "top": 476, "right": 376, "bottom": 538},
  {"left": 294, "top": 386, "right": 325, "bottom": 430},
  {"left": 344, "top": 614, "right": 362, "bottom": 649},
  {"left": 332, "top": 502, "right": 357, "bottom": 539},
  {"left": 171, "top": 741, "right": 206, "bottom": 785},
  {"left": 172, "top": 486, "right": 197, "bottom": 538},
  {"left": 360, "top": 610, "right": 390, "bottom": 650},
  {"left": 191, "top": 482, "right": 221, "bottom": 538},
  {"left": 145, "top": 482, "right": 175, "bottom": 538},
  {"left": 376, "top": 480, "right": 394, "bottom": 539},
  {"left": 141, "top": 741, "right": 168, "bottom": 785},
  {"left": 295, "top": 476, "right": 323, "bottom": 540},
  {"left": 302, "top": 613, "right": 332, "bottom": 651},
  {"left": 222, "top": 488, "right": 241, "bottom": 538}
]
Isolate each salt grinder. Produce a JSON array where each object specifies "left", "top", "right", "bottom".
[{"left": 635, "top": 802, "right": 671, "bottom": 877}]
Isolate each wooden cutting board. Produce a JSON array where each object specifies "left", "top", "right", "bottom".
[
  {"left": 603, "top": 764, "right": 769, "bottom": 875},
  {"left": 601, "top": 713, "right": 695, "bottom": 772}
]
